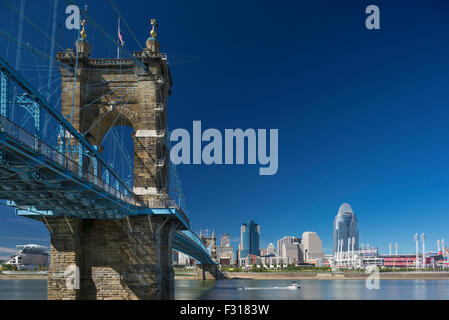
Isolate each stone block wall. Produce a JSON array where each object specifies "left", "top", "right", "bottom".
[{"left": 44, "top": 216, "right": 179, "bottom": 300}]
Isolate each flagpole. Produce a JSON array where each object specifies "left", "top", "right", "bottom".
[{"left": 117, "top": 17, "right": 120, "bottom": 59}]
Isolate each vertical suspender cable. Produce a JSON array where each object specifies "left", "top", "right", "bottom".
[
  {"left": 46, "top": 0, "right": 58, "bottom": 102},
  {"left": 11, "top": 0, "right": 25, "bottom": 121}
]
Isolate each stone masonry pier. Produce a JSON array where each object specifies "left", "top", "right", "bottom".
[{"left": 45, "top": 215, "right": 179, "bottom": 300}]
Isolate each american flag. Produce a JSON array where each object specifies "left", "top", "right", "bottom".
[{"left": 118, "top": 18, "right": 124, "bottom": 46}]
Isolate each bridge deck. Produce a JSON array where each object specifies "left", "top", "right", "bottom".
[{"left": 0, "top": 114, "right": 190, "bottom": 228}]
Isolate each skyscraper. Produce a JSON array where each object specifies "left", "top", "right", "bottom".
[
  {"left": 333, "top": 203, "right": 359, "bottom": 253},
  {"left": 240, "top": 221, "right": 260, "bottom": 257}
]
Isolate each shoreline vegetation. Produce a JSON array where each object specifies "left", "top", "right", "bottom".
[
  {"left": 2, "top": 270, "right": 449, "bottom": 281},
  {"left": 174, "top": 266, "right": 449, "bottom": 280},
  {"left": 223, "top": 272, "right": 449, "bottom": 280},
  {"left": 0, "top": 273, "right": 47, "bottom": 280},
  {"left": 174, "top": 271, "right": 449, "bottom": 280}
]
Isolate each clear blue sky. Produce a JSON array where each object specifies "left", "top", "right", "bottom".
[{"left": 1, "top": 0, "right": 449, "bottom": 259}]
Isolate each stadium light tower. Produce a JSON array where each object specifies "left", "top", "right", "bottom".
[
  {"left": 347, "top": 237, "right": 351, "bottom": 266},
  {"left": 389, "top": 243, "right": 392, "bottom": 256},
  {"left": 437, "top": 239, "right": 441, "bottom": 256},
  {"left": 339, "top": 238, "right": 344, "bottom": 266},
  {"left": 414, "top": 233, "right": 419, "bottom": 270},
  {"left": 421, "top": 233, "right": 426, "bottom": 269},
  {"left": 394, "top": 242, "right": 398, "bottom": 270},
  {"left": 336, "top": 237, "right": 340, "bottom": 266},
  {"left": 442, "top": 239, "right": 446, "bottom": 257},
  {"left": 352, "top": 236, "right": 355, "bottom": 266}
]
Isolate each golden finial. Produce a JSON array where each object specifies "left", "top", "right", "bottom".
[
  {"left": 150, "top": 18, "right": 157, "bottom": 38},
  {"left": 80, "top": 19, "right": 87, "bottom": 39}
]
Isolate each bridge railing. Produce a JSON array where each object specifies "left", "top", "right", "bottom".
[
  {"left": 145, "top": 199, "right": 190, "bottom": 225},
  {"left": 0, "top": 114, "right": 137, "bottom": 206},
  {"left": 0, "top": 56, "right": 135, "bottom": 202},
  {"left": 177, "top": 230, "right": 210, "bottom": 254}
]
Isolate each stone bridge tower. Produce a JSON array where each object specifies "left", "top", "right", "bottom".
[
  {"left": 57, "top": 20, "right": 170, "bottom": 203},
  {"left": 44, "top": 20, "right": 180, "bottom": 300}
]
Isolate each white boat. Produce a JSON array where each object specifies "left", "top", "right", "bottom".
[{"left": 287, "top": 283, "right": 301, "bottom": 289}]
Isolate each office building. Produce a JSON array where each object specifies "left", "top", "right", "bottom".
[
  {"left": 240, "top": 221, "right": 260, "bottom": 257},
  {"left": 302, "top": 232, "right": 325, "bottom": 261},
  {"left": 333, "top": 203, "right": 359, "bottom": 253},
  {"left": 277, "top": 236, "right": 301, "bottom": 258},
  {"left": 283, "top": 242, "right": 304, "bottom": 263}
]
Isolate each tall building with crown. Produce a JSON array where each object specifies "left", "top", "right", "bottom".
[{"left": 333, "top": 203, "right": 359, "bottom": 253}]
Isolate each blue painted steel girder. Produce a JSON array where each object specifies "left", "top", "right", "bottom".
[
  {"left": 0, "top": 71, "right": 8, "bottom": 117},
  {"left": 0, "top": 55, "right": 133, "bottom": 197},
  {"left": 173, "top": 231, "right": 215, "bottom": 264}
]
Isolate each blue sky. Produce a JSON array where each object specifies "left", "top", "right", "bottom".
[{"left": 1, "top": 0, "right": 449, "bottom": 259}]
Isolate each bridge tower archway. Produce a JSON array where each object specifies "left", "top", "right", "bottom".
[{"left": 56, "top": 38, "right": 171, "bottom": 203}]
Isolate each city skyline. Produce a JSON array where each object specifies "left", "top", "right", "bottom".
[
  {"left": 203, "top": 203, "right": 448, "bottom": 258},
  {"left": 1, "top": 0, "right": 449, "bottom": 259},
  {"left": 0, "top": 199, "right": 447, "bottom": 260}
]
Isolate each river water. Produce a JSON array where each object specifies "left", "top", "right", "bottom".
[{"left": 1, "top": 279, "right": 448, "bottom": 300}]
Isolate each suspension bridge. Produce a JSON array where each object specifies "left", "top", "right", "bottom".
[{"left": 0, "top": 0, "right": 220, "bottom": 300}]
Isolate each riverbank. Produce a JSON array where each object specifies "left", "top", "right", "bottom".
[
  {"left": 224, "top": 272, "right": 449, "bottom": 280},
  {"left": 3, "top": 272, "right": 448, "bottom": 281},
  {"left": 0, "top": 273, "right": 47, "bottom": 280}
]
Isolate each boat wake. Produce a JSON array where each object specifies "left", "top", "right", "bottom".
[
  {"left": 213, "top": 283, "right": 301, "bottom": 291},
  {"left": 237, "top": 285, "right": 301, "bottom": 291}
]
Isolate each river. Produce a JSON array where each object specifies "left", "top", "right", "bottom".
[{"left": 1, "top": 279, "right": 448, "bottom": 300}]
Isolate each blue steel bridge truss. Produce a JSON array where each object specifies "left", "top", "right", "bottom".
[{"left": 0, "top": 55, "right": 214, "bottom": 265}]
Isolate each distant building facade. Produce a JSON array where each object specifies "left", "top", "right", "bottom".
[
  {"left": 240, "top": 221, "right": 260, "bottom": 258},
  {"left": 239, "top": 254, "right": 259, "bottom": 267},
  {"left": 283, "top": 242, "right": 303, "bottom": 263},
  {"left": 5, "top": 245, "right": 49, "bottom": 271},
  {"left": 330, "top": 248, "right": 383, "bottom": 268},
  {"left": 216, "top": 245, "right": 234, "bottom": 265},
  {"left": 267, "top": 243, "right": 276, "bottom": 256},
  {"left": 172, "top": 250, "right": 179, "bottom": 265},
  {"left": 221, "top": 233, "right": 231, "bottom": 247},
  {"left": 302, "top": 232, "right": 325, "bottom": 261},
  {"left": 333, "top": 203, "right": 359, "bottom": 253},
  {"left": 200, "top": 229, "right": 217, "bottom": 261},
  {"left": 382, "top": 255, "right": 433, "bottom": 268},
  {"left": 175, "top": 251, "right": 194, "bottom": 266},
  {"left": 277, "top": 236, "right": 301, "bottom": 258},
  {"left": 260, "top": 244, "right": 276, "bottom": 257}
]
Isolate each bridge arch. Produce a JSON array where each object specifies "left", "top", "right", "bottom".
[{"left": 57, "top": 42, "right": 170, "bottom": 201}]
